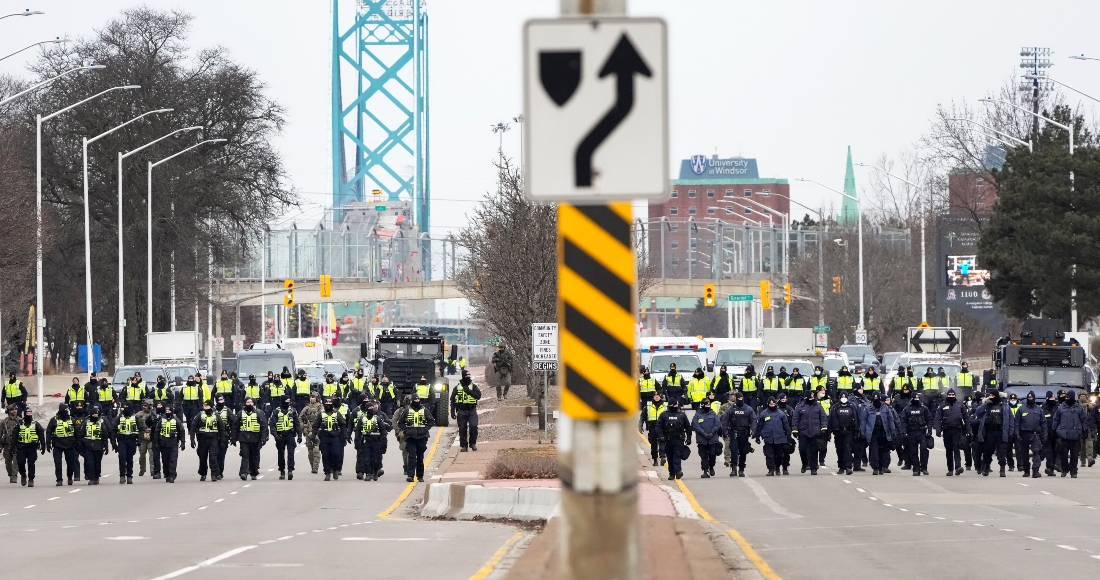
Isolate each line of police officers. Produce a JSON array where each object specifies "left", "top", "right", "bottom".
[
  {"left": 639, "top": 362, "right": 1097, "bottom": 480},
  {"left": 0, "top": 366, "right": 485, "bottom": 487}
]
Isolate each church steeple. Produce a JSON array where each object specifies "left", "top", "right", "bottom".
[{"left": 840, "top": 146, "right": 858, "bottom": 227}]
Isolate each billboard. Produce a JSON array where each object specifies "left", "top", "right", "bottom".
[
  {"left": 678, "top": 156, "right": 759, "bottom": 180},
  {"left": 936, "top": 216, "right": 1003, "bottom": 333}
]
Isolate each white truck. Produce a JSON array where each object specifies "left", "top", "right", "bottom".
[
  {"left": 147, "top": 331, "right": 201, "bottom": 366},
  {"left": 282, "top": 337, "right": 327, "bottom": 365},
  {"left": 704, "top": 337, "right": 762, "bottom": 375},
  {"left": 751, "top": 328, "right": 822, "bottom": 370}
]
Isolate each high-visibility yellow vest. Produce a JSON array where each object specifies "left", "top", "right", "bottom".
[
  {"left": 321, "top": 412, "right": 340, "bottom": 432},
  {"left": 126, "top": 384, "right": 144, "bottom": 401},
  {"left": 710, "top": 400, "right": 722, "bottom": 414},
  {"left": 18, "top": 423, "right": 38, "bottom": 444},
  {"left": 97, "top": 386, "right": 114, "bottom": 402},
  {"left": 645, "top": 401, "right": 667, "bottom": 422},
  {"left": 834, "top": 376, "right": 852, "bottom": 390},
  {"left": 217, "top": 379, "right": 233, "bottom": 394},
  {"left": 245, "top": 383, "right": 261, "bottom": 400},
  {"left": 408, "top": 408, "right": 427, "bottom": 427},
  {"left": 687, "top": 378, "right": 708, "bottom": 402},
  {"left": 159, "top": 419, "right": 178, "bottom": 438},
  {"left": 4, "top": 380, "right": 23, "bottom": 398},
  {"left": 240, "top": 412, "right": 261, "bottom": 432},
  {"left": 275, "top": 410, "right": 295, "bottom": 432},
  {"left": 454, "top": 384, "right": 477, "bottom": 405},
  {"left": 956, "top": 372, "right": 974, "bottom": 388},
  {"left": 67, "top": 386, "right": 85, "bottom": 401},
  {"left": 360, "top": 416, "right": 379, "bottom": 434},
  {"left": 639, "top": 378, "right": 657, "bottom": 393},
  {"left": 182, "top": 384, "right": 200, "bottom": 401},
  {"left": 786, "top": 377, "right": 806, "bottom": 391},
  {"left": 416, "top": 382, "right": 431, "bottom": 399},
  {"left": 322, "top": 382, "right": 338, "bottom": 398},
  {"left": 85, "top": 420, "right": 103, "bottom": 440},
  {"left": 199, "top": 414, "right": 219, "bottom": 433},
  {"left": 665, "top": 374, "right": 683, "bottom": 388},
  {"left": 740, "top": 377, "right": 757, "bottom": 392},
  {"left": 458, "top": 358, "right": 466, "bottom": 369},
  {"left": 820, "top": 399, "right": 832, "bottom": 415},
  {"left": 118, "top": 416, "right": 137, "bottom": 435},
  {"left": 295, "top": 379, "right": 312, "bottom": 395},
  {"left": 864, "top": 376, "right": 882, "bottom": 390},
  {"left": 153, "top": 387, "right": 171, "bottom": 402},
  {"left": 763, "top": 377, "right": 780, "bottom": 391},
  {"left": 54, "top": 418, "right": 74, "bottom": 437},
  {"left": 352, "top": 377, "right": 367, "bottom": 391}
]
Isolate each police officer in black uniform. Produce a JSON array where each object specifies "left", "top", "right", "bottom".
[
  {"left": 829, "top": 392, "right": 860, "bottom": 475},
  {"left": 191, "top": 401, "right": 225, "bottom": 481},
  {"left": 934, "top": 388, "right": 969, "bottom": 476},
  {"left": 721, "top": 391, "right": 756, "bottom": 477},
  {"left": 656, "top": 399, "right": 690, "bottom": 480},
  {"left": 451, "top": 371, "right": 482, "bottom": 452},
  {"left": 269, "top": 396, "right": 302, "bottom": 480},
  {"left": 153, "top": 406, "right": 185, "bottom": 483},
  {"left": 903, "top": 394, "right": 931, "bottom": 476},
  {"left": 315, "top": 398, "right": 348, "bottom": 481},
  {"left": 46, "top": 403, "right": 79, "bottom": 486}
]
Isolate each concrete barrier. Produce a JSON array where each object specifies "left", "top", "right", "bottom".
[{"left": 421, "top": 482, "right": 560, "bottom": 521}]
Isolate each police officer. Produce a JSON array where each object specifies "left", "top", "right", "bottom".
[
  {"left": 415, "top": 376, "right": 432, "bottom": 406},
  {"left": 776, "top": 393, "right": 794, "bottom": 475},
  {"left": 396, "top": 395, "right": 433, "bottom": 482},
  {"left": 1042, "top": 391, "right": 1060, "bottom": 476},
  {"left": 65, "top": 377, "right": 89, "bottom": 407},
  {"left": 687, "top": 368, "right": 708, "bottom": 410},
  {"left": 829, "top": 392, "right": 860, "bottom": 475},
  {"left": 46, "top": 403, "right": 78, "bottom": 486},
  {"left": 860, "top": 393, "right": 897, "bottom": 475},
  {"left": 657, "top": 399, "right": 690, "bottom": 480},
  {"left": 78, "top": 406, "right": 108, "bottom": 485},
  {"left": 761, "top": 366, "right": 781, "bottom": 401},
  {"left": 710, "top": 369, "right": 734, "bottom": 404},
  {"left": 379, "top": 376, "right": 399, "bottom": 417},
  {"left": 863, "top": 367, "right": 883, "bottom": 395},
  {"left": 180, "top": 376, "right": 204, "bottom": 424},
  {"left": 755, "top": 397, "right": 792, "bottom": 477},
  {"left": 491, "top": 344, "right": 514, "bottom": 400},
  {"left": 903, "top": 394, "right": 931, "bottom": 476},
  {"left": 236, "top": 397, "right": 268, "bottom": 480},
  {"left": 638, "top": 367, "right": 658, "bottom": 411},
  {"left": 816, "top": 387, "right": 831, "bottom": 466},
  {"left": 893, "top": 384, "right": 914, "bottom": 469},
  {"left": 243, "top": 375, "right": 265, "bottom": 413},
  {"left": 451, "top": 372, "right": 481, "bottom": 452},
  {"left": 934, "top": 388, "right": 968, "bottom": 476},
  {"left": 955, "top": 361, "right": 976, "bottom": 395},
  {"left": 135, "top": 400, "right": 156, "bottom": 477},
  {"left": 641, "top": 392, "right": 667, "bottom": 467},
  {"left": 785, "top": 367, "right": 807, "bottom": 399},
  {"left": 1014, "top": 391, "right": 1045, "bottom": 478},
  {"left": 1006, "top": 393, "right": 1021, "bottom": 471},
  {"left": 812, "top": 366, "right": 832, "bottom": 400},
  {"left": 663, "top": 364, "right": 686, "bottom": 408},
  {"left": 0, "top": 405, "right": 19, "bottom": 483},
  {"left": 213, "top": 395, "right": 236, "bottom": 478},
  {"left": 975, "top": 391, "right": 1013, "bottom": 477},
  {"left": 740, "top": 365, "right": 759, "bottom": 410},
  {"left": 351, "top": 368, "right": 369, "bottom": 400},
  {"left": 299, "top": 393, "right": 322, "bottom": 474},
  {"left": 315, "top": 398, "right": 347, "bottom": 481},
  {"left": 293, "top": 370, "right": 313, "bottom": 412},
  {"left": 270, "top": 396, "right": 302, "bottom": 480},
  {"left": 692, "top": 396, "right": 721, "bottom": 477},
  {"left": 354, "top": 401, "right": 391, "bottom": 481},
  {"left": 112, "top": 404, "right": 140, "bottom": 484},
  {"left": 261, "top": 371, "right": 282, "bottom": 415},
  {"left": 191, "top": 401, "right": 225, "bottom": 481},
  {"left": 793, "top": 391, "right": 827, "bottom": 475},
  {"left": 215, "top": 371, "right": 235, "bottom": 409},
  {"left": 1053, "top": 390, "right": 1087, "bottom": 478},
  {"left": 153, "top": 406, "right": 185, "bottom": 483},
  {"left": 14, "top": 408, "right": 44, "bottom": 487},
  {"left": 2, "top": 372, "right": 28, "bottom": 412},
  {"left": 123, "top": 376, "right": 144, "bottom": 409},
  {"left": 722, "top": 391, "right": 756, "bottom": 477},
  {"left": 321, "top": 373, "right": 339, "bottom": 400}
]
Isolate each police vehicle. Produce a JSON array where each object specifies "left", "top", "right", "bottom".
[
  {"left": 993, "top": 319, "right": 1089, "bottom": 401},
  {"left": 371, "top": 329, "right": 450, "bottom": 426},
  {"left": 639, "top": 337, "right": 708, "bottom": 384}
]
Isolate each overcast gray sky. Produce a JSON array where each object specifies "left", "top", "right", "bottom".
[{"left": 4, "top": 0, "right": 1100, "bottom": 233}]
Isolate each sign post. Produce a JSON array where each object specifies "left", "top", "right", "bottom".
[
  {"left": 532, "top": 323, "right": 559, "bottom": 430},
  {"left": 907, "top": 326, "right": 962, "bottom": 354},
  {"left": 526, "top": 1, "right": 665, "bottom": 577}
]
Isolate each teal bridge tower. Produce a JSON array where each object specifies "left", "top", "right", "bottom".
[{"left": 332, "top": 0, "right": 430, "bottom": 231}]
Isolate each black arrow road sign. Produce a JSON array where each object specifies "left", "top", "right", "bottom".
[
  {"left": 574, "top": 33, "right": 652, "bottom": 187},
  {"left": 910, "top": 329, "right": 960, "bottom": 353}
]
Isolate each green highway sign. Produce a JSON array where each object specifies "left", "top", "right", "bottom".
[
  {"left": 813, "top": 325, "right": 830, "bottom": 332},
  {"left": 374, "top": 205, "right": 387, "bottom": 211},
  {"left": 728, "top": 294, "right": 753, "bottom": 302}
]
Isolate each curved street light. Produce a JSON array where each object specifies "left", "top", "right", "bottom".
[
  {"left": 1, "top": 63, "right": 104, "bottom": 107},
  {"left": 0, "top": 9, "right": 44, "bottom": 20},
  {"left": 0, "top": 36, "right": 66, "bottom": 63},
  {"left": 796, "top": 178, "right": 865, "bottom": 332}
]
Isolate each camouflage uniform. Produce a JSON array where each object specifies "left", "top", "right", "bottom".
[
  {"left": 0, "top": 408, "right": 20, "bottom": 483},
  {"left": 298, "top": 400, "right": 322, "bottom": 473},
  {"left": 393, "top": 402, "right": 409, "bottom": 472},
  {"left": 135, "top": 403, "right": 157, "bottom": 477},
  {"left": 491, "top": 347, "right": 514, "bottom": 400}
]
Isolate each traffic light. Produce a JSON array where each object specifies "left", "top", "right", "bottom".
[
  {"left": 832, "top": 276, "right": 842, "bottom": 294},
  {"left": 640, "top": 307, "right": 647, "bottom": 320},
  {"left": 760, "top": 280, "right": 771, "bottom": 310},
  {"left": 319, "top": 274, "right": 332, "bottom": 298},
  {"left": 703, "top": 283, "right": 716, "bottom": 307},
  {"left": 783, "top": 282, "right": 792, "bottom": 305},
  {"left": 284, "top": 279, "right": 295, "bottom": 307}
]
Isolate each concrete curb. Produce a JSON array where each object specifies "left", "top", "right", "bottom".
[{"left": 422, "top": 481, "right": 560, "bottom": 521}]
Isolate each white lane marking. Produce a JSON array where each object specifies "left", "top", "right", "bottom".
[
  {"left": 934, "top": 517, "right": 945, "bottom": 520},
  {"left": 266, "top": 468, "right": 275, "bottom": 472},
  {"left": 108, "top": 536, "right": 148, "bottom": 540},
  {"left": 972, "top": 523, "right": 985, "bottom": 527},
  {"left": 62, "top": 525, "right": 77, "bottom": 529},
  {"left": 1001, "top": 529, "right": 1014, "bottom": 532},
  {"left": 843, "top": 480, "right": 852, "bottom": 484},
  {"left": 259, "top": 540, "right": 275, "bottom": 545},
  {"left": 1058, "top": 545, "right": 1078, "bottom": 551},
  {"left": 197, "top": 507, "right": 208, "bottom": 511},
  {"left": 740, "top": 478, "right": 802, "bottom": 519},
  {"left": 1027, "top": 536, "right": 1045, "bottom": 541},
  {"left": 98, "top": 522, "right": 112, "bottom": 526},
  {"left": 242, "top": 484, "right": 251, "bottom": 488},
  {"left": 915, "top": 513, "right": 925, "bottom": 516},
  {"left": 953, "top": 520, "right": 964, "bottom": 523},
  {"left": 23, "top": 505, "right": 35, "bottom": 509},
  {"left": 340, "top": 537, "right": 436, "bottom": 541},
  {"left": 277, "top": 535, "right": 293, "bottom": 541},
  {"left": 1087, "top": 506, "right": 1098, "bottom": 510},
  {"left": 868, "top": 497, "right": 878, "bottom": 501},
  {"left": 898, "top": 508, "right": 909, "bottom": 512},
  {"left": 882, "top": 504, "right": 893, "bottom": 507},
  {"left": 69, "top": 489, "right": 81, "bottom": 493},
  {"left": 214, "top": 499, "right": 224, "bottom": 503},
  {"left": 178, "top": 513, "right": 189, "bottom": 516},
  {"left": 128, "top": 520, "right": 139, "bottom": 523},
  {"left": 157, "top": 517, "right": 170, "bottom": 520},
  {"left": 313, "top": 530, "right": 323, "bottom": 533},
  {"left": 1091, "top": 555, "right": 1100, "bottom": 560},
  {"left": 296, "top": 532, "right": 307, "bottom": 536},
  {"left": 1040, "top": 491, "right": 1052, "bottom": 495},
  {"left": 1018, "top": 483, "right": 1029, "bottom": 487},
  {"left": 0, "top": 513, "right": 8, "bottom": 517},
  {"left": 856, "top": 488, "right": 866, "bottom": 493},
  {"left": 257, "top": 475, "right": 264, "bottom": 480},
  {"left": 327, "top": 527, "right": 338, "bottom": 530},
  {"left": 350, "top": 522, "right": 362, "bottom": 526},
  {"left": 339, "top": 524, "right": 348, "bottom": 528},
  {"left": 148, "top": 545, "right": 256, "bottom": 580},
  {"left": 229, "top": 492, "right": 238, "bottom": 495},
  {"left": 47, "top": 497, "right": 59, "bottom": 501}
]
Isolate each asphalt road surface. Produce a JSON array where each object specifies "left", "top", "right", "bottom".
[
  {"left": 1, "top": 431, "right": 517, "bottom": 579},
  {"left": 675, "top": 435, "right": 1100, "bottom": 580}
]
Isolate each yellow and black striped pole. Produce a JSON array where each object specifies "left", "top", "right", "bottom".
[{"left": 557, "top": 201, "right": 638, "bottom": 580}]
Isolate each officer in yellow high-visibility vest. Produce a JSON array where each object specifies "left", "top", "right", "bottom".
[
  {"left": 94, "top": 378, "right": 116, "bottom": 418},
  {"left": 834, "top": 366, "right": 854, "bottom": 401},
  {"left": 687, "top": 368, "right": 709, "bottom": 410},
  {"left": 216, "top": 371, "right": 235, "bottom": 409},
  {"left": 14, "top": 408, "right": 44, "bottom": 487},
  {"left": 784, "top": 368, "right": 807, "bottom": 398},
  {"left": 638, "top": 367, "right": 658, "bottom": 409},
  {"left": 236, "top": 398, "right": 269, "bottom": 481},
  {"left": 863, "top": 368, "right": 883, "bottom": 396},
  {"left": 740, "top": 365, "right": 759, "bottom": 410},
  {"left": 761, "top": 366, "right": 781, "bottom": 398},
  {"left": 180, "top": 376, "right": 206, "bottom": 425},
  {"left": 112, "top": 405, "right": 140, "bottom": 484},
  {"left": 293, "top": 370, "right": 313, "bottom": 412},
  {"left": 46, "top": 403, "right": 78, "bottom": 486},
  {"left": 124, "top": 378, "right": 145, "bottom": 407},
  {"left": 810, "top": 366, "right": 831, "bottom": 399},
  {"left": 640, "top": 392, "right": 666, "bottom": 466},
  {"left": 3, "top": 373, "right": 29, "bottom": 412},
  {"left": 269, "top": 396, "right": 302, "bottom": 480},
  {"left": 956, "top": 362, "right": 975, "bottom": 396}
]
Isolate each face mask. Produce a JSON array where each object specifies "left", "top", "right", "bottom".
[
  {"left": 324, "top": 404, "right": 334, "bottom": 412},
  {"left": 912, "top": 399, "right": 921, "bottom": 406},
  {"left": 204, "top": 408, "right": 213, "bottom": 415},
  {"left": 216, "top": 402, "right": 225, "bottom": 409},
  {"left": 187, "top": 381, "right": 196, "bottom": 386},
  {"left": 768, "top": 404, "right": 777, "bottom": 410},
  {"left": 382, "top": 381, "right": 391, "bottom": 386},
  {"left": 736, "top": 399, "right": 744, "bottom": 407},
  {"left": 947, "top": 397, "right": 956, "bottom": 404},
  {"left": 90, "top": 415, "right": 99, "bottom": 421},
  {"left": 1010, "top": 400, "right": 1018, "bottom": 407},
  {"left": 840, "top": 397, "right": 848, "bottom": 404},
  {"left": 282, "top": 401, "right": 290, "bottom": 410},
  {"left": 366, "top": 407, "right": 375, "bottom": 416},
  {"left": 164, "top": 411, "right": 173, "bottom": 418},
  {"left": 1027, "top": 398, "right": 1035, "bottom": 405},
  {"left": 245, "top": 404, "right": 254, "bottom": 413},
  {"left": 411, "top": 401, "right": 422, "bottom": 410},
  {"left": 778, "top": 400, "right": 787, "bottom": 408},
  {"left": 643, "top": 373, "right": 650, "bottom": 379},
  {"left": 873, "top": 400, "right": 882, "bottom": 409}
]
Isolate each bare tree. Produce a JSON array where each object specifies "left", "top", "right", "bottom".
[{"left": 455, "top": 157, "right": 556, "bottom": 396}]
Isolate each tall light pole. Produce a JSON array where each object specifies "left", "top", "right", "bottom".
[
  {"left": 82, "top": 100, "right": 158, "bottom": 379},
  {"left": 0, "top": 37, "right": 66, "bottom": 63},
  {"left": 512, "top": 114, "right": 524, "bottom": 169},
  {"left": 953, "top": 117, "right": 1033, "bottom": 153},
  {"left": 490, "top": 121, "right": 510, "bottom": 166},
  {"left": 797, "top": 178, "right": 865, "bottom": 332},
  {"left": 1, "top": 63, "right": 103, "bottom": 107},
  {"left": 0, "top": 9, "right": 44, "bottom": 20},
  {"left": 770, "top": 192, "right": 826, "bottom": 327},
  {"left": 117, "top": 125, "right": 202, "bottom": 366},
  {"left": 855, "top": 163, "right": 929, "bottom": 324},
  {"left": 147, "top": 139, "right": 227, "bottom": 356},
  {"left": 979, "top": 96, "right": 1076, "bottom": 329},
  {"left": 740, "top": 197, "right": 791, "bottom": 327}
]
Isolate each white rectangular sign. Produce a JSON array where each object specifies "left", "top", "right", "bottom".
[
  {"left": 532, "top": 323, "right": 559, "bottom": 362},
  {"left": 907, "top": 326, "right": 962, "bottom": 355},
  {"left": 523, "top": 18, "right": 668, "bottom": 202}
]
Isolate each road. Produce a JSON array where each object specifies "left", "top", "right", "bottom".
[
  {"left": 1, "top": 428, "right": 517, "bottom": 579},
  {"left": 673, "top": 433, "right": 1100, "bottom": 580}
]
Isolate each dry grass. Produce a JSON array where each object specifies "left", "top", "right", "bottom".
[{"left": 485, "top": 446, "right": 558, "bottom": 480}]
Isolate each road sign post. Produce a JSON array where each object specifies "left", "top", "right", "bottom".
[
  {"left": 532, "top": 323, "right": 559, "bottom": 431},
  {"left": 526, "top": 3, "right": 661, "bottom": 577},
  {"left": 907, "top": 326, "right": 962, "bottom": 354}
]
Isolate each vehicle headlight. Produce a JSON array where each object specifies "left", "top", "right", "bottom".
[{"left": 434, "top": 383, "right": 444, "bottom": 392}]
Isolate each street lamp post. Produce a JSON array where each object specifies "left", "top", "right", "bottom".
[
  {"left": 82, "top": 101, "right": 160, "bottom": 379},
  {"left": 979, "top": 96, "right": 1076, "bottom": 329},
  {"left": 855, "top": 163, "right": 929, "bottom": 325},
  {"left": 0, "top": 37, "right": 66, "bottom": 63},
  {"left": 116, "top": 125, "right": 202, "bottom": 366},
  {"left": 739, "top": 198, "right": 791, "bottom": 327},
  {"left": 771, "top": 193, "right": 827, "bottom": 328},
  {"left": 953, "top": 117, "right": 1033, "bottom": 153},
  {"left": 797, "top": 178, "right": 865, "bottom": 332},
  {"left": 0, "top": 9, "right": 44, "bottom": 20},
  {"left": 0, "top": 64, "right": 103, "bottom": 107},
  {"left": 147, "top": 139, "right": 227, "bottom": 354}
]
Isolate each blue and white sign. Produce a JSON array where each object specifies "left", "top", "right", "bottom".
[{"left": 678, "top": 156, "right": 759, "bottom": 180}]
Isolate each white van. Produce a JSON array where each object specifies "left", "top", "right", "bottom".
[{"left": 639, "top": 337, "right": 707, "bottom": 383}]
